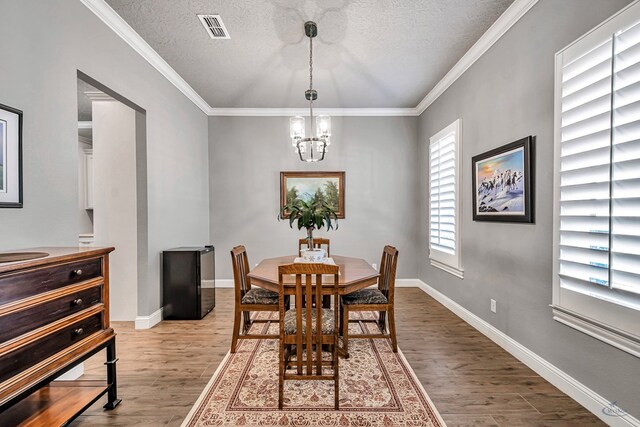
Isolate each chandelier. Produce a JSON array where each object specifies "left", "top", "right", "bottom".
[{"left": 289, "top": 21, "right": 331, "bottom": 162}]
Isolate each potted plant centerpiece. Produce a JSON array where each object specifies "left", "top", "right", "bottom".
[{"left": 280, "top": 198, "right": 338, "bottom": 262}]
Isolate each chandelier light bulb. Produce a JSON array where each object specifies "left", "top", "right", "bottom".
[
  {"left": 316, "top": 115, "right": 331, "bottom": 138},
  {"left": 290, "top": 116, "right": 305, "bottom": 140}
]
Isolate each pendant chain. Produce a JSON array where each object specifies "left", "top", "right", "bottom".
[{"left": 309, "top": 34, "right": 314, "bottom": 160}]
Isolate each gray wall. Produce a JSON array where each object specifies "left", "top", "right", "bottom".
[
  {"left": 0, "top": 0, "right": 210, "bottom": 318},
  {"left": 209, "top": 116, "right": 419, "bottom": 280},
  {"left": 418, "top": 0, "right": 639, "bottom": 417}
]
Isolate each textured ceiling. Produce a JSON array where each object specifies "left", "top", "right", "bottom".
[{"left": 105, "top": 0, "right": 513, "bottom": 108}]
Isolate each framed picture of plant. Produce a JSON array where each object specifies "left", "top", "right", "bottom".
[
  {"left": 0, "top": 103, "right": 23, "bottom": 208},
  {"left": 280, "top": 171, "right": 345, "bottom": 219},
  {"left": 472, "top": 136, "right": 534, "bottom": 223}
]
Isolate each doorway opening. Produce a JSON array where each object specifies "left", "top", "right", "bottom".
[{"left": 76, "top": 71, "right": 148, "bottom": 322}]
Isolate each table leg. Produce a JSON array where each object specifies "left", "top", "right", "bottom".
[
  {"left": 103, "top": 338, "right": 122, "bottom": 410},
  {"left": 322, "top": 295, "right": 331, "bottom": 308},
  {"left": 378, "top": 311, "right": 386, "bottom": 332}
]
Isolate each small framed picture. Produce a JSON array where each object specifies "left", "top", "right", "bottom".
[
  {"left": 0, "top": 104, "right": 23, "bottom": 208},
  {"left": 472, "top": 136, "right": 534, "bottom": 223},
  {"left": 280, "top": 171, "right": 345, "bottom": 218}
]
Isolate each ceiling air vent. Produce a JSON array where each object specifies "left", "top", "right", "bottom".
[{"left": 197, "top": 14, "right": 230, "bottom": 39}]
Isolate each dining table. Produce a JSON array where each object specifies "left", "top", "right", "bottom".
[
  {"left": 248, "top": 255, "right": 380, "bottom": 358},
  {"left": 247, "top": 255, "right": 380, "bottom": 295}
]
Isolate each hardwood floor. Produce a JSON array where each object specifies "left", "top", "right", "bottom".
[{"left": 72, "top": 288, "right": 603, "bottom": 426}]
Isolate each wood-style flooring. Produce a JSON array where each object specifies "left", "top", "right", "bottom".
[{"left": 72, "top": 288, "right": 603, "bottom": 426}]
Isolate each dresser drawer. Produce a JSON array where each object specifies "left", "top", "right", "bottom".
[
  {"left": 0, "top": 286, "right": 102, "bottom": 344},
  {"left": 0, "top": 258, "right": 102, "bottom": 305},
  {"left": 0, "top": 312, "right": 103, "bottom": 383}
]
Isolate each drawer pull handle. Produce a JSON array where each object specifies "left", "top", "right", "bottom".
[
  {"left": 72, "top": 298, "right": 83, "bottom": 306},
  {"left": 73, "top": 328, "right": 84, "bottom": 336},
  {"left": 73, "top": 269, "right": 83, "bottom": 277}
]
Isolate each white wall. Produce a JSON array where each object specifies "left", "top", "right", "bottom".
[
  {"left": 77, "top": 137, "right": 94, "bottom": 235},
  {"left": 92, "top": 99, "right": 138, "bottom": 321},
  {"left": 0, "top": 0, "right": 210, "bottom": 318},
  {"left": 209, "top": 116, "right": 419, "bottom": 280}
]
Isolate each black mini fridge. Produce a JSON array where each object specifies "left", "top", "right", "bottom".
[{"left": 162, "top": 246, "right": 215, "bottom": 320}]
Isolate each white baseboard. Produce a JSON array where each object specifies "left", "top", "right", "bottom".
[
  {"left": 395, "top": 278, "right": 424, "bottom": 287},
  {"left": 135, "top": 307, "right": 163, "bottom": 330},
  {"left": 413, "top": 279, "right": 640, "bottom": 427},
  {"left": 215, "top": 279, "right": 234, "bottom": 288},
  {"left": 55, "top": 363, "right": 84, "bottom": 381}
]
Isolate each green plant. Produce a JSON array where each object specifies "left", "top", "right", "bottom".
[{"left": 279, "top": 198, "right": 338, "bottom": 251}]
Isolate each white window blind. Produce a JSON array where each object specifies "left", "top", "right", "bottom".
[
  {"left": 429, "top": 119, "right": 463, "bottom": 277},
  {"left": 554, "top": 2, "right": 640, "bottom": 357}
]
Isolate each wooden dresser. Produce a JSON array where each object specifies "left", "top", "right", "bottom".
[{"left": 0, "top": 247, "right": 120, "bottom": 425}]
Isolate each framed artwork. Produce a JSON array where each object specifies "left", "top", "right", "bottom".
[
  {"left": 280, "top": 171, "right": 345, "bottom": 218},
  {"left": 472, "top": 136, "right": 534, "bottom": 223},
  {"left": 0, "top": 104, "right": 23, "bottom": 208}
]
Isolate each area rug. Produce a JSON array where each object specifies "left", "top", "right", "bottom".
[{"left": 181, "top": 313, "right": 446, "bottom": 426}]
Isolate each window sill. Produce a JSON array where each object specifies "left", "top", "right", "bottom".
[
  {"left": 430, "top": 259, "right": 464, "bottom": 279},
  {"left": 551, "top": 305, "right": 640, "bottom": 359}
]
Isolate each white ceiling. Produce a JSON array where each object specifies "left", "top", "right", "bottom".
[{"left": 105, "top": 0, "right": 513, "bottom": 109}]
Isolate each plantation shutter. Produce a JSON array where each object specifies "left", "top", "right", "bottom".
[
  {"left": 559, "top": 37, "right": 614, "bottom": 292},
  {"left": 611, "top": 20, "right": 640, "bottom": 296},
  {"left": 430, "top": 131, "right": 457, "bottom": 255},
  {"left": 429, "top": 119, "right": 462, "bottom": 277},
  {"left": 554, "top": 2, "right": 640, "bottom": 357},
  {"left": 559, "top": 19, "right": 640, "bottom": 298}
]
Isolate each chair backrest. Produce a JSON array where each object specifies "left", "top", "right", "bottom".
[
  {"left": 278, "top": 263, "right": 339, "bottom": 376},
  {"left": 378, "top": 245, "right": 399, "bottom": 304},
  {"left": 230, "top": 245, "right": 252, "bottom": 302},
  {"left": 298, "top": 238, "right": 331, "bottom": 257}
]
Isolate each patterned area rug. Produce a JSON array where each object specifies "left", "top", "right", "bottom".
[{"left": 182, "top": 313, "right": 446, "bottom": 426}]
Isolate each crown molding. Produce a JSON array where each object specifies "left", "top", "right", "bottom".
[
  {"left": 82, "top": 0, "right": 537, "bottom": 117},
  {"left": 80, "top": 0, "right": 211, "bottom": 114},
  {"left": 208, "top": 107, "right": 420, "bottom": 117},
  {"left": 416, "top": 0, "right": 539, "bottom": 114}
]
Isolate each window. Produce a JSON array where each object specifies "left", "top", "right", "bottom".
[
  {"left": 429, "top": 119, "right": 463, "bottom": 278},
  {"left": 553, "top": 1, "right": 640, "bottom": 357}
]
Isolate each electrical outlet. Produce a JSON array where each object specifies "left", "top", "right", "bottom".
[
  {"left": 490, "top": 299, "right": 497, "bottom": 313},
  {"left": 372, "top": 263, "right": 378, "bottom": 270}
]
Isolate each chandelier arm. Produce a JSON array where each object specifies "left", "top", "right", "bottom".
[
  {"left": 309, "top": 113, "right": 313, "bottom": 163},
  {"left": 296, "top": 140, "right": 304, "bottom": 162}
]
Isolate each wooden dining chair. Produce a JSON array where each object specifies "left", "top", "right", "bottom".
[
  {"left": 298, "top": 238, "right": 330, "bottom": 257},
  {"left": 278, "top": 263, "right": 340, "bottom": 410},
  {"left": 340, "top": 245, "right": 399, "bottom": 354},
  {"left": 298, "top": 238, "right": 332, "bottom": 309},
  {"left": 230, "top": 245, "right": 281, "bottom": 353}
]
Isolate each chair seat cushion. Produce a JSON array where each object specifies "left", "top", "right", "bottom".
[
  {"left": 284, "top": 309, "right": 335, "bottom": 334},
  {"left": 241, "top": 288, "right": 279, "bottom": 305},
  {"left": 342, "top": 289, "right": 388, "bottom": 305}
]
